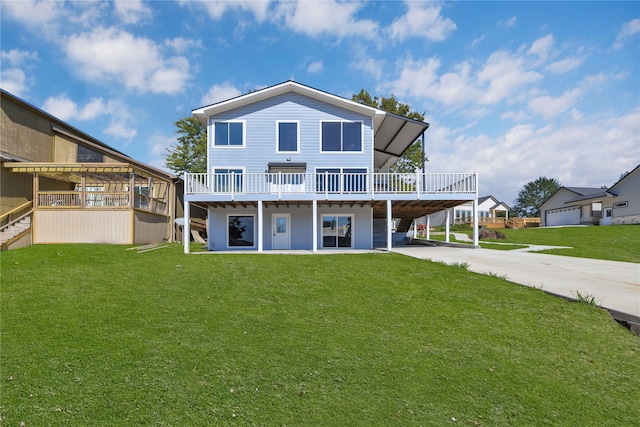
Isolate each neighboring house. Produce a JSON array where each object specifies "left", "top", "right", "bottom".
[
  {"left": 601, "top": 165, "right": 640, "bottom": 225},
  {"left": 424, "top": 195, "right": 510, "bottom": 228},
  {"left": 1, "top": 89, "right": 178, "bottom": 248},
  {"left": 539, "top": 165, "right": 640, "bottom": 227},
  {"left": 540, "top": 187, "right": 603, "bottom": 227},
  {"left": 182, "top": 81, "right": 480, "bottom": 252}
]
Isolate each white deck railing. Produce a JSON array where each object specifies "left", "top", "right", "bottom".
[{"left": 185, "top": 172, "right": 476, "bottom": 197}]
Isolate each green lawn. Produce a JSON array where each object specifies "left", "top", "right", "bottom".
[
  {"left": 489, "top": 225, "right": 640, "bottom": 263},
  {"left": 1, "top": 244, "right": 639, "bottom": 426}
]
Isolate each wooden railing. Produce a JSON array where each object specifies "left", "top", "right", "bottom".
[
  {"left": 506, "top": 218, "right": 540, "bottom": 229},
  {"left": 185, "top": 172, "right": 477, "bottom": 196},
  {"left": 36, "top": 191, "right": 168, "bottom": 214},
  {"left": 38, "top": 191, "right": 130, "bottom": 208},
  {"left": 1, "top": 201, "right": 33, "bottom": 228}
]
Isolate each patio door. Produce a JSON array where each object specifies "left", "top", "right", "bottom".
[
  {"left": 322, "top": 215, "right": 353, "bottom": 248},
  {"left": 272, "top": 214, "right": 291, "bottom": 250}
]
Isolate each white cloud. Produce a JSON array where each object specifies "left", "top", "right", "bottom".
[
  {"left": 499, "top": 16, "right": 517, "bottom": 28},
  {"left": 42, "top": 95, "right": 80, "bottom": 120},
  {"left": 1, "top": 69, "right": 28, "bottom": 97},
  {"left": 386, "top": 2, "right": 456, "bottom": 42},
  {"left": 64, "top": 27, "right": 190, "bottom": 94},
  {"left": 477, "top": 51, "right": 543, "bottom": 104},
  {"left": 426, "top": 108, "right": 640, "bottom": 204},
  {"left": 198, "top": 0, "right": 272, "bottom": 22},
  {"left": 613, "top": 18, "right": 640, "bottom": 49},
  {"left": 0, "top": 0, "right": 65, "bottom": 36},
  {"left": 1, "top": 49, "right": 38, "bottom": 65},
  {"left": 378, "top": 57, "right": 440, "bottom": 99},
  {"left": 0, "top": 49, "right": 38, "bottom": 96},
  {"left": 470, "top": 35, "right": 485, "bottom": 49},
  {"left": 201, "top": 82, "right": 242, "bottom": 106},
  {"left": 165, "top": 37, "right": 203, "bottom": 53},
  {"left": 114, "top": 0, "right": 152, "bottom": 24},
  {"left": 307, "top": 61, "right": 323, "bottom": 74},
  {"left": 350, "top": 56, "right": 384, "bottom": 80},
  {"left": 545, "top": 56, "right": 584, "bottom": 74},
  {"left": 41, "top": 94, "right": 137, "bottom": 140},
  {"left": 528, "top": 34, "right": 554, "bottom": 61},
  {"left": 528, "top": 88, "right": 582, "bottom": 120},
  {"left": 275, "top": 0, "right": 377, "bottom": 39}
]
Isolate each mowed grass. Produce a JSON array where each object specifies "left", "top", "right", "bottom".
[
  {"left": 1, "top": 244, "right": 639, "bottom": 426},
  {"left": 491, "top": 225, "right": 640, "bottom": 263}
]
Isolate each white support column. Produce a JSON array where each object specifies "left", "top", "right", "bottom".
[
  {"left": 184, "top": 201, "right": 190, "bottom": 254},
  {"left": 426, "top": 215, "right": 431, "bottom": 240},
  {"left": 258, "top": 200, "right": 263, "bottom": 253},
  {"left": 312, "top": 200, "right": 318, "bottom": 252},
  {"left": 473, "top": 197, "right": 479, "bottom": 247},
  {"left": 472, "top": 172, "right": 479, "bottom": 247},
  {"left": 445, "top": 208, "right": 451, "bottom": 243},
  {"left": 386, "top": 199, "right": 392, "bottom": 251}
]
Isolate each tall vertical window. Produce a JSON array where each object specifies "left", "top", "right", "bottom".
[
  {"left": 214, "top": 122, "right": 244, "bottom": 146},
  {"left": 321, "top": 121, "right": 362, "bottom": 152},
  {"left": 277, "top": 121, "right": 299, "bottom": 152}
]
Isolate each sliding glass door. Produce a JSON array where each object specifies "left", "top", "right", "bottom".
[{"left": 322, "top": 215, "right": 352, "bottom": 248}]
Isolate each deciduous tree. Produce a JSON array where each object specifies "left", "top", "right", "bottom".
[
  {"left": 352, "top": 89, "right": 427, "bottom": 172},
  {"left": 512, "top": 177, "right": 561, "bottom": 218},
  {"left": 165, "top": 115, "right": 207, "bottom": 175}
]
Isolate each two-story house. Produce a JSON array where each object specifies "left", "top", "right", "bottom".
[{"left": 183, "top": 81, "right": 479, "bottom": 253}]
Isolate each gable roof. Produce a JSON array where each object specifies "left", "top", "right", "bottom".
[
  {"left": 607, "top": 164, "right": 640, "bottom": 195},
  {"left": 192, "top": 80, "right": 430, "bottom": 169},
  {"left": 1, "top": 89, "right": 175, "bottom": 181}
]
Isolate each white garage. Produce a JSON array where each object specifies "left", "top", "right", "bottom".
[{"left": 545, "top": 206, "right": 580, "bottom": 226}]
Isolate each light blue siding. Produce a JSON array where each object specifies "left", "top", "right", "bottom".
[
  {"left": 208, "top": 205, "right": 374, "bottom": 251},
  {"left": 208, "top": 92, "right": 373, "bottom": 174}
]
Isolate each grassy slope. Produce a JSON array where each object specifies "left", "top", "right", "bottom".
[
  {"left": 494, "top": 225, "right": 640, "bottom": 263},
  {"left": 1, "top": 244, "right": 639, "bottom": 426}
]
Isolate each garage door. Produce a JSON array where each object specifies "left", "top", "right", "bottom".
[{"left": 545, "top": 206, "right": 580, "bottom": 226}]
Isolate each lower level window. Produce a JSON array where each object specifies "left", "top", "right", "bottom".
[
  {"left": 228, "top": 215, "right": 255, "bottom": 247},
  {"left": 322, "top": 215, "right": 352, "bottom": 248}
]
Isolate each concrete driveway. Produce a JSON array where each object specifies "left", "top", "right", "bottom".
[{"left": 392, "top": 245, "right": 640, "bottom": 320}]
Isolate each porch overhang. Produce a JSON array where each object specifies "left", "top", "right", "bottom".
[{"left": 373, "top": 112, "right": 429, "bottom": 170}]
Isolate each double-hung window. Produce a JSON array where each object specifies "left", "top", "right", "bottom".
[
  {"left": 321, "top": 121, "right": 362, "bottom": 152},
  {"left": 277, "top": 121, "right": 299, "bottom": 153},
  {"left": 213, "top": 121, "right": 244, "bottom": 147}
]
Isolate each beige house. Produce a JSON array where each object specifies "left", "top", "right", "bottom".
[{"left": 1, "top": 89, "right": 178, "bottom": 249}]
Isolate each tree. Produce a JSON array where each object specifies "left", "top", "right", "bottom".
[
  {"left": 165, "top": 115, "right": 207, "bottom": 175},
  {"left": 352, "top": 89, "right": 427, "bottom": 172},
  {"left": 511, "top": 177, "right": 561, "bottom": 218}
]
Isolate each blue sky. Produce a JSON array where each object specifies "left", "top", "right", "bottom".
[{"left": 1, "top": 1, "right": 639, "bottom": 205}]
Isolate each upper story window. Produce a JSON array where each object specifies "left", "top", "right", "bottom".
[
  {"left": 321, "top": 121, "right": 362, "bottom": 152},
  {"left": 77, "top": 145, "right": 104, "bottom": 163},
  {"left": 213, "top": 121, "right": 244, "bottom": 147},
  {"left": 277, "top": 121, "right": 299, "bottom": 153}
]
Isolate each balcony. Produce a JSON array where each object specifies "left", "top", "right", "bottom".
[{"left": 184, "top": 172, "right": 477, "bottom": 201}]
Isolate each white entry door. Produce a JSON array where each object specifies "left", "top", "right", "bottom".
[
  {"left": 602, "top": 208, "right": 613, "bottom": 225},
  {"left": 272, "top": 214, "right": 291, "bottom": 250}
]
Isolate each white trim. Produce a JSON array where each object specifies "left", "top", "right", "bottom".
[
  {"left": 210, "top": 119, "right": 246, "bottom": 148},
  {"left": 226, "top": 213, "right": 257, "bottom": 249},
  {"left": 319, "top": 120, "right": 364, "bottom": 154},
  {"left": 276, "top": 120, "right": 300, "bottom": 153}
]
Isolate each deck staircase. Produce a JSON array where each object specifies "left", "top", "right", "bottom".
[{"left": 1, "top": 202, "right": 33, "bottom": 250}]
